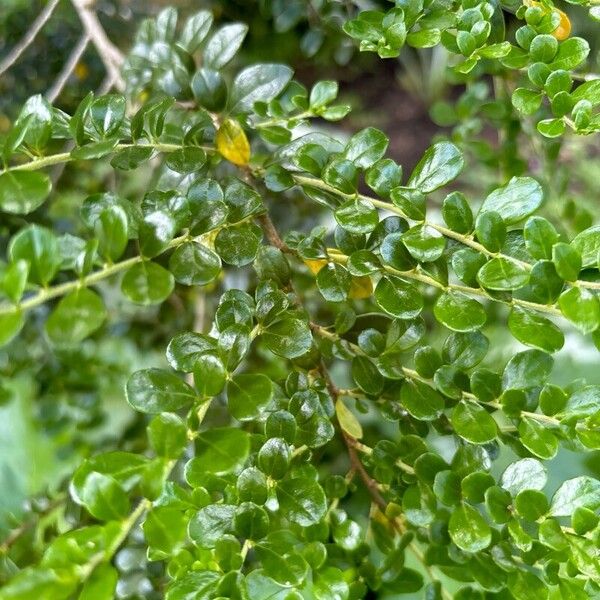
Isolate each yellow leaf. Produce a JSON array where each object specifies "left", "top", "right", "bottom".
[
  {"left": 552, "top": 9, "right": 571, "bottom": 40},
  {"left": 349, "top": 275, "right": 373, "bottom": 299},
  {"left": 303, "top": 258, "right": 328, "bottom": 275},
  {"left": 336, "top": 399, "right": 363, "bottom": 439},
  {"left": 524, "top": 1, "right": 571, "bottom": 41},
  {"left": 216, "top": 118, "right": 251, "bottom": 166}
]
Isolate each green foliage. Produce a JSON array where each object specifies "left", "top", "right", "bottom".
[{"left": 1, "top": 3, "right": 600, "bottom": 600}]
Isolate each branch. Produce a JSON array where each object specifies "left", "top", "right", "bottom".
[
  {"left": 0, "top": 0, "right": 61, "bottom": 78},
  {"left": 292, "top": 174, "right": 600, "bottom": 293},
  {"left": 312, "top": 322, "right": 561, "bottom": 428},
  {"left": 3, "top": 142, "right": 203, "bottom": 173},
  {"left": 46, "top": 33, "right": 90, "bottom": 103},
  {"left": 257, "top": 213, "right": 290, "bottom": 252},
  {"left": 324, "top": 365, "right": 451, "bottom": 598},
  {"left": 70, "top": 0, "right": 125, "bottom": 91},
  {"left": 327, "top": 248, "right": 564, "bottom": 318},
  {"left": 0, "top": 234, "right": 188, "bottom": 317}
]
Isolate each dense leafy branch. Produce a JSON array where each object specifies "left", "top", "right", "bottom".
[{"left": 2, "top": 4, "right": 600, "bottom": 600}]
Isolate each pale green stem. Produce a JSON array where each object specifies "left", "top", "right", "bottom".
[
  {"left": 291, "top": 444, "right": 309, "bottom": 458},
  {"left": 253, "top": 110, "right": 313, "bottom": 129},
  {"left": 354, "top": 440, "right": 415, "bottom": 475},
  {"left": 326, "top": 248, "right": 564, "bottom": 318},
  {"left": 292, "top": 175, "right": 600, "bottom": 292},
  {"left": 313, "top": 324, "right": 561, "bottom": 427},
  {"left": 3, "top": 142, "right": 215, "bottom": 173},
  {"left": 0, "top": 234, "right": 189, "bottom": 317}
]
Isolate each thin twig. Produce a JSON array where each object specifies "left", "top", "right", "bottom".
[
  {"left": 257, "top": 213, "right": 290, "bottom": 252},
  {"left": 0, "top": 0, "right": 61, "bottom": 78},
  {"left": 46, "top": 33, "right": 90, "bottom": 103},
  {"left": 70, "top": 0, "right": 125, "bottom": 91},
  {"left": 0, "top": 494, "right": 66, "bottom": 554}
]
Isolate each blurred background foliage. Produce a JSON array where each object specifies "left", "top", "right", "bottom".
[{"left": 1, "top": 0, "right": 600, "bottom": 583}]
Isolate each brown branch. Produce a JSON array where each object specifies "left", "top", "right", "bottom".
[
  {"left": 257, "top": 213, "right": 290, "bottom": 252},
  {"left": 0, "top": 0, "right": 61, "bottom": 78},
  {"left": 70, "top": 0, "right": 125, "bottom": 91},
  {"left": 343, "top": 431, "right": 392, "bottom": 517}
]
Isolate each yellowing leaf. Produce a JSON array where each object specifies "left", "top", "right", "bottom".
[
  {"left": 552, "top": 9, "right": 571, "bottom": 40},
  {"left": 303, "top": 258, "right": 327, "bottom": 275},
  {"left": 349, "top": 275, "right": 373, "bottom": 299},
  {"left": 336, "top": 399, "right": 363, "bottom": 439},
  {"left": 216, "top": 118, "right": 250, "bottom": 166},
  {"left": 524, "top": 1, "right": 571, "bottom": 41}
]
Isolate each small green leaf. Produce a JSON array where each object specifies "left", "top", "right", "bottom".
[
  {"left": 570, "top": 225, "right": 600, "bottom": 268},
  {"left": 186, "top": 427, "right": 250, "bottom": 479},
  {"left": 79, "top": 564, "right": 118, "bottom": 600},
  {"left": 401, "top": 224, "right": 446, "bottom": 263},
  {"left": 524, "top": 216, "right": 559, "bottom": 260},
  {"left": 215, "top": 223, "right": 261, "bottom": 266},
  {"left": 334, "top": 198, "right": 379, "bottom": 234},
  {"left": 169, "top": 242, "right": 221, "bottom": 286},
  {"left": 550, "top": 476, "right": 600, "bottom": 517},
  {"left": 227, "top": 374, "right": 273, "bottom": 421},
  {"left": 344, "top": 127, "right": 389, "bottom": 169},
  {"left": 9, "top": 225, "right": 61, "bottom": 286},
  {"left": 191, "top": 68, "right": 227, "bottom": 112},
  {"left": 204, "top": 23, "right": 248, "bottom": 69},
  {"left": 143, "top": 507, "right": 187, "bottom": 557},
  {"left": 502, "top": 349, "right": 553, "bottom": 390},
  {"left": 45, "top": 288, "right": 106, "bottom": 345},
  {"left": 147, "top": 413, "right": 187, "bottom": 459},
  {"left": 178, "top": 10, "right": 213, "bottom": 53},
  {"left": 479, "top": 177, "right": 543, "bottom": 224},
  {"left": 434, "top": 292, "right": 486, "bottom": 332},
  {"left": 519, "top": 417, "right": 558, "bottom": 459},
  {"left": 442, "top": 191, "right": 473, "bottom": 233},
  {"left": 352, "top": 355, "right": 384, "bottom": 395},
  {"left": 193, "top": 352, "right": 227, "bottom": 397},
  {"left": 317, "top": 263, "right": 351, "bottom": 302},
  {"left": 0, "top": 171, "right": 51, "bottom": 215},
  {"left": 80, "top": 472, "right": 130, "bottom": 521},
  {"left": 121, "top": 261, "right": 174, "bottom": 305},
  {"left": 448, "top": 503, "right": 492, "bottom": 552},
  {"left": 552, "top": 242, "right": 581, "bottom": 281},
  {"left": 126, "top": 368, "right": 196, "bottom": 414},
  {"left": 366, "top": 159, "right": 402, "bottom": 197},
  {"left": 375, "top": 276, "right": 423, "bottom": 319},
  {"left": 0, "top": 311, "right": 24, "bottom": 347},
  {"left": 110, "top": 146, "right": 153, "bottom": 170},
  {"left": 475, "top": 211, "right": 506, "bottom": 252},
  {"left": 477, "top": 257, "right": 530, "bottom": 290},
  {"left": 407, "top": 142, "right": 464, "bottom": 193},
  {"left": 400, "top": 379, "right": 444, "bottom": 421},
  {"left": 276, "top": 477, "right": 327, "bottom": 526},
  {"left": 229, "top": 63, "right": 293, "bottom": 114},
  {"left": 550, "top": 37, "right": 590, "bottom": 71},
  {"left": 558, "top": 286, "right": 600, "bottom": 333},
  {"left": 537, "top": 117, "right": 566, "bottom": 137},
  {"left": 262, "top": 318, "right": 312, "bottom": 359},
  {"left": 188, "top": 505, "right": 235, "bottom": 548},
  {"left": 511, "top": 88, "right": 543, "bottom": 115},
  {"left": 451, "top": 401, "right": 497, "bottom": 444},
  {"left": 501, "top": 458, "right": 547, "bottom": 495},
  {"left": 508, "top": 306, "right": 564, "bottom": 352}
]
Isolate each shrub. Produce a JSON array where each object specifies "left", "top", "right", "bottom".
[{"left": 1, "top": 3, "right": 600, "bottom": 599}]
